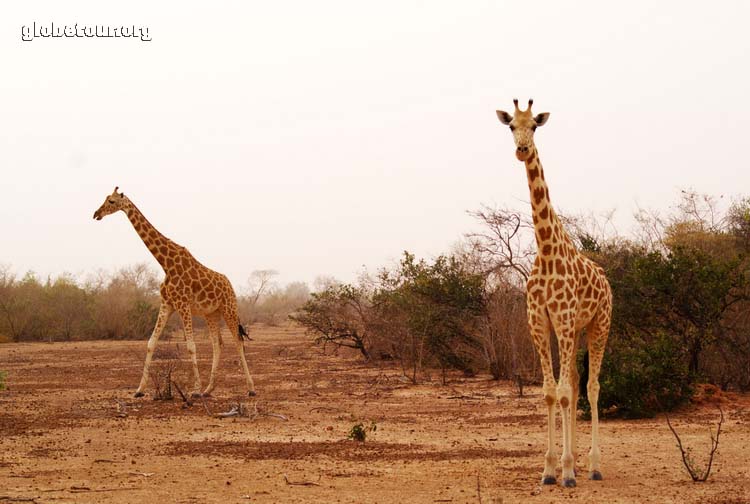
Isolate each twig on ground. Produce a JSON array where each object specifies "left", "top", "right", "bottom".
[
  {"left": 665, "top": 405, "right": 723, "bottom": 482},
  {"left": 114, "top": 399, "right": 128, "bottom": 418},
  {"left": 283, "top": 474, "right": 321, "bottom": 487},
  {"left": 171, "top": 380, "right": 192, "bottom": 407},
  {"left": 69, "top": 486, "right": 141, "bottom": 493},
  {"left": 200, "top": 396, "right": 212, "bottom": 416},
  {"left": 93, "top": 459, "right": 118, "bottom": 463},
  {"left": 128, "top": 472, "right": 155, "bottom": 477},
  {"left": 215, "top": 401, "right": 288, "bottom": 421},
  {"left": 0, "top": 497, "right": 38, "bottom": 503},
  {"left": 446, "top": 395, "right": 480, "bottom": 400}
]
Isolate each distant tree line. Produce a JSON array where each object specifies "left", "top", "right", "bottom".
[
  {"left": 293, "top": 191, "right": 750, "bottom": 416},
  {"left": 0, "top": 263, "right": 310, "bottom": 343}
]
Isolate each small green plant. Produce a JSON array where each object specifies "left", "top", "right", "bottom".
[{"left": 347, "top": 421, "right": 377, "bottom": 442}]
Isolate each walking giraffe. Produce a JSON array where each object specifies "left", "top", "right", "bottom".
[
  {"left": 496, "top": 99, "right": 612, "bottom": 487},
  {"left": 93, "top": 187, "right": 256, "bottom": 398}
]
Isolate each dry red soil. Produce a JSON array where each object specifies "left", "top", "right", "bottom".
[{"left": 1, "top": 325, "right": 749, "bottom": 503}]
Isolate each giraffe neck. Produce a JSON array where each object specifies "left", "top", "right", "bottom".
[
  {"left": 123, "top": 202, "right": 177, "bottom": 271},
  {"left": 524, "top": 147, "right": 571, "bottom": 252}
]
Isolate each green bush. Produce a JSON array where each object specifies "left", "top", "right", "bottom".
[{"left": 578, "top": 333, "right": 693, "bottom": 419}]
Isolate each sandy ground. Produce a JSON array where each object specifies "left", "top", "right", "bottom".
[{"left": 0, "top": 325, "right": 749, "bottom": 504}]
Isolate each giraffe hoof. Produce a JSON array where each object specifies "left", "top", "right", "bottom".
[
  {"left": 248, "top": 390, "right": 257, "bottom": 397},
  {"left": 542, "top": 476, "right": 556, "bottom": 485},
  {"left": 562, "top": 478, "right": 577, "bottom": 488},
  {"left": 590, "top": 470, "right": 603, "bottom": 481},
  {"left": 134, "top": 391, "right": 145, "bottom": 398}
]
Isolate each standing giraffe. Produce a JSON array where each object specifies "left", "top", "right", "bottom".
[
  {"left": 495, "top": 99, "right": 612, "bottom": 487},
  {"left": 93, "top": 187, "right": 256, "bottom": 398}
]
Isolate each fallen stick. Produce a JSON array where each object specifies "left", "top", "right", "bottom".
[
  {"left": 69, "top": 486, "right": 141, "bottom": 493},
  {"left": 0, "top": 497, "right": 38, "bottom": 503},
  {"left": 283, "top": 474, "right": 321, "bottom": 487},
  {"left": 171, "top": 381, "right": 192, "bottom": 406}
]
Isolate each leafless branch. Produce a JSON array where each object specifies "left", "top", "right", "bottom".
[{"left": 665, "top": 405, "right": 723, "bottom": 482}]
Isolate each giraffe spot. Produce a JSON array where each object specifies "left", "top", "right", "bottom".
[
  {"left": 539, "top": 227, "right": 552, "bottom": 241},
  {"left": 539, "top": 207, "right": 549, "bottom": 220},
  {"left": 560, "top": 301, "right": 568, "bottom": 311},
  {"left": 554, "top": 279, "right": 564, "bottom": 290},
  {"left": 585, "top": 285, "right": 593, "bottom": 298},
  {"left": 533, "top": 187, "right": 545, "bottom": 205},
  {"left": 528, "top": 166, "right": 539, "bottom": 181},
  {"left": 533, "top": 214, "right": 539, "bottom": 225},
  {"left": 549, "top": 301, "right": 558, "bottom": 311},
  {"left": 527, "top": 152, "right": 536, "bottom": 163},
  {"left": 555, "top": 259, "right": 565, "bottom": 275},
  {"left": 541, "top": 260, "right": 547, "bottom": 275},
  {"left": 159, "top": 246, "right": 168, "bottom": 255},
  {"left": 542, "top": 244, "right": 551, "bottom": 255}
]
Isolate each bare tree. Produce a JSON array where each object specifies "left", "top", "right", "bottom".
[
  {"left": 246, "top": 269, "right": 279, "bottom": 308},
  {"left": 466, "top": 205, "right": 535, "bottom": 285}
]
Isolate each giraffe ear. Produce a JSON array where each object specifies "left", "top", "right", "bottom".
[
  {"left": 496, "top": 110, "right": 513, "bottom": 125},
  {"left": 534, "top": 113, "right": 550, "bottom": 127}
]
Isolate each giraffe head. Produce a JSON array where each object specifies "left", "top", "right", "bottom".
[
  {"left": 93, "top": 186, "right": 128, "bottom": 220},
  {"left": 496, "top": 99, "right": 550, "bottom": 162}
]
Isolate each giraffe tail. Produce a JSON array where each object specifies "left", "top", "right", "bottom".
[{"left": 238, "top": 323, "right": 251, "bottom": 341}]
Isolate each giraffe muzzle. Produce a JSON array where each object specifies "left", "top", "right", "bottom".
[{"left": 516, "top": 145, "right": 530, "bottom": 161}]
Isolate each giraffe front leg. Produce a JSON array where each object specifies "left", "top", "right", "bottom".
[
  {"left": 570, "top": 354, "right": 580, "bottom": 475},
  {"left": 135, "top": 303, "right": 172, "bottom": 397},
  {"left": 557, "top": 378, "right": 576, "bottom": 487},
  {"left": 202, "top": 313, "right": 222, "bottom": 397},
  {"left": 528, "top": 313, "right": 557, "bottom": 485},
  {"left": 179, "top": 310, "right": 203, "bottom": 397},
  {"left": 542, "top": 380, "right": 558, "bottom": 485}
]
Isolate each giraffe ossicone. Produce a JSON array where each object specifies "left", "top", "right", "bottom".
[
  {"left": 93, "top": 187, "right": 256, "bottom": 398},
  {"left": 496, "top": 100, "right": 612, "bottom": 487}
]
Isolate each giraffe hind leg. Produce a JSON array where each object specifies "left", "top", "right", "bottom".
[
  {"left": 586, "top": 311, "right": 610, "bottom": 481},
  {"left": 224, "top": 310, "right": 256, "bottom": 396}
]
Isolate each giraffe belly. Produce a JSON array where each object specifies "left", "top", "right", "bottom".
[{"left": 191, "top": 299, "right": 220, "bottom": 316}]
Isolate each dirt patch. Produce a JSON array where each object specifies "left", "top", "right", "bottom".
[
  {"left": 0, "top": 326, "right": 749, "bottom": 504},
  {"left": 166, "top": 439, "right": 535, "bottom": 462}
]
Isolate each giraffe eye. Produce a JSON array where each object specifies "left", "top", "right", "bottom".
[{"left": 108, "top": 200, "right": 115, "bottom": 204}]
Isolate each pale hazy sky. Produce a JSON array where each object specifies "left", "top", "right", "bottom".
[{"left": 2, "top": 1, "right": 749, "bottom": 289}]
